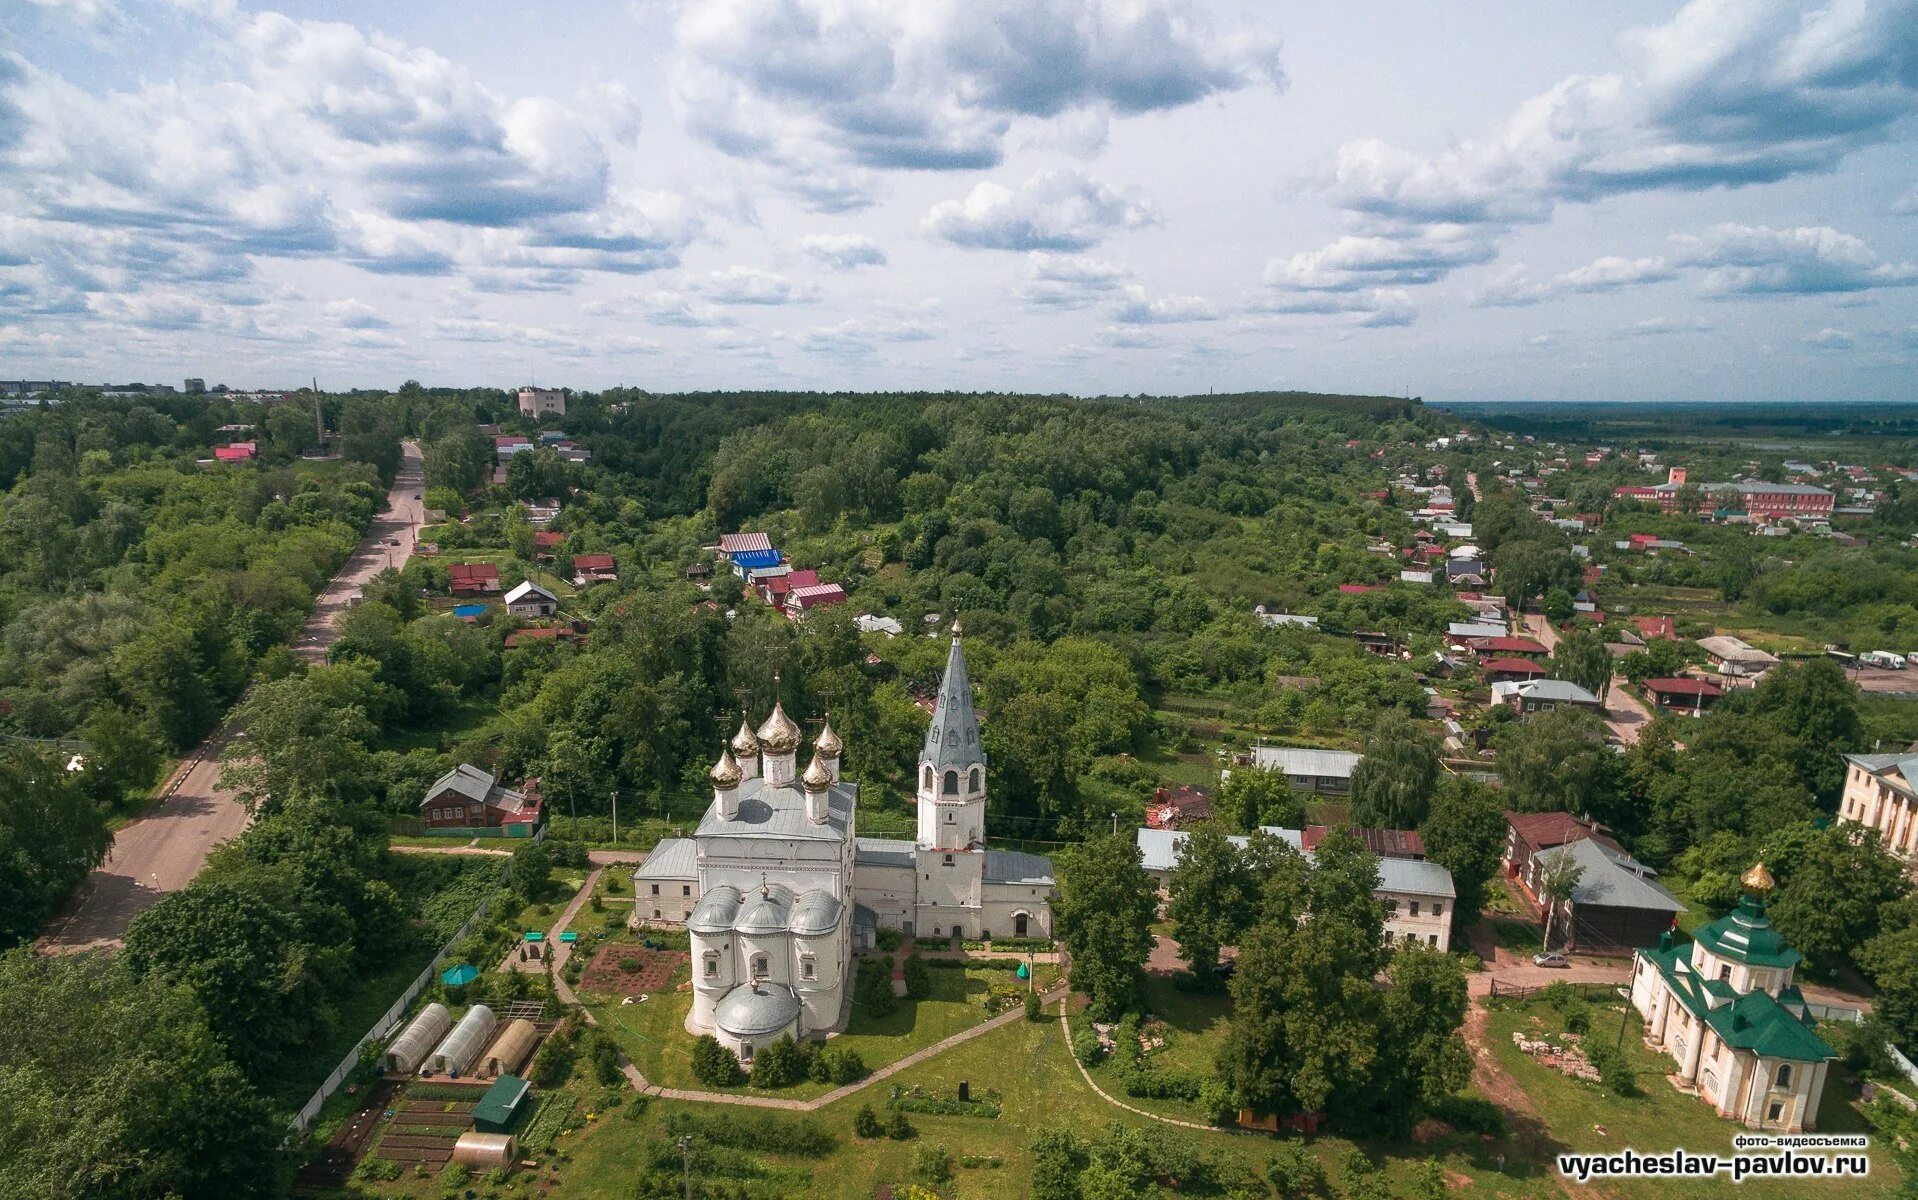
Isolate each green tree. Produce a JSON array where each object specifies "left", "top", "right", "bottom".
[
  {"left": 1347, "top": 710, "right": 1441, "bottom": 829},
  {"left": 1053, "top": 833, "right": 1160, "bottom": 1019},
  {"left": 0, "top": 749, "right": 112, "bottom": 950},
  {"left": 0, "top": 950, "right": 289, "bottom": 1200},
  {"left": 1536, "top": 851, "right": 1585, "bottom": 953},
  {"left": 1165, "top": 821, "right": 1253, "bottom": 978},
  {"left": 1219, "top": 766, "right": 1305, "bottom": 832},
  {"left": 1767, "top": 824, "right": 1907, "bottom": 970},
  {"left": 511, "top": 840, "right": 553, "bottom": 901},
  {"left": 1551, "top": 627, "right": 1613, "bottom": 701},
  {"left": 1494, "top": 707, "right": 1625, "bottom": 824},
  {"left": 1750, "top": 659, "right": 1863, "bottom": 804},
  {"left": 1418, "top": 778, "right": 1506, "bottom": 929}
]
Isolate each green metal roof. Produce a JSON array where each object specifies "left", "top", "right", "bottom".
[
  {"left": 1690, "top": 897, "right": 1802, "bottom": 970},
  {"left": 473, "top": 1073, "right": 530, "bottom": 1129},
  {"left": 1701, "top": 992, "right": 1833, "bottom": 1063}
]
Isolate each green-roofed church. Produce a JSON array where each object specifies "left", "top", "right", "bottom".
[{"left": 1629, "top": 862, "right": 1834, "bottom": 1131}]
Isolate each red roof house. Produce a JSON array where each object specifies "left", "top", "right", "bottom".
[
  {"left": 213, "top": 442, "right": 257, "bottom": 462},
  {"left": 783, "top": 583, "right": 848, "bottom": 618},
  {"left": 1145, "top": 786, "right": 1213, "bottom": 830},
  {"left": 1480, "top": 656, "right": 1548, "bottom": 681},
  {"left": 1633, "top": 615, "right": 1677, "bottom": 641},
  {"left": 449, "top": 562, "right": 501, "bottom": 595},
  {"left": 1302, "top": 825, "right": 1425, "bottom": 860},
  {"left": 1643, "top": 677, "right": 1723, "bottom": 711},
  {"left": 571, "top": 553, "right": 616, "bottom": 584},
  {"left": 1470, "top": 635, "right": 1549, "bottom": 658},
  {"left": 1338, "top": 583, "right": 1384, "bottom": 595}
]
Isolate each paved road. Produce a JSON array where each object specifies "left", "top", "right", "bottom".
[{"left": 40, "top": 442, "right": 427, "bottom": 954}]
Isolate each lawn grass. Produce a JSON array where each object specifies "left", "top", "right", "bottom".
[
  {"left": 539, "top": 996, "right": 1564, "bottom": 1200},
  {"left": 581, "top": 956, "right": 1021, "bottom": 1101},
  {"left": 1484, "top": 997, "right": 1898, "bottom": 1198}
]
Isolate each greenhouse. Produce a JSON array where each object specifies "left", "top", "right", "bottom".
[
  {"left": 382, "top": 1002, "right": 451, "bottom": 1075},
  {"left": 425, "top": 1004, "right": 497, "bottom": 1076},
  {"left": 478, "top": 1019, "right": 539, "bottom": 1079}
]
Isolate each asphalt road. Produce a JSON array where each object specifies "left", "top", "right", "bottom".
[{"left": 39, "top": 441, "right": 426, "bottom": 954}]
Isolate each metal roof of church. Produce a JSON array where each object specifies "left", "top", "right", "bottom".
[
  {"left": 922, "top": 627, "right": 985, "bottom": 778},
  {"left": 695, "top": 775, "right": 856, "bottom": 842}
]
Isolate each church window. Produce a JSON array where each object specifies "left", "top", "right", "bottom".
[
  {"left": 653, "top": 909, "right": 660, "bottom": 918},
  {"left": 969, "top": 767, "right": 982, "bottom": 793},
  {"left": 921, "top": 765, "right": 933, "bottom": 791},
  {"left": 1767, "top": 1101, "right": 1784, "bottom": 1123},
  {"left": 943, "top": 854, "right": 953, "bottom": 866},
  {"left": 740, "top": 1041, "right": 754, "bottom": 1063},
  {"left": 683, "top": 885, "right": 691, "bottom": 897},
  {"left": 801, "top": 957, "right": 815, "bottom": 980},
  {"left": 1776, "top": 1064, "right": 1793, "bottom": 1089},
  {"left": 650, "top": 884, "right": 660, "bottom": 896},
  {"left": 943, "top": 770, "right": 959, "bottom": 795},
  {"left": 703, "top": 955, "right": 718, "bottom": 979},
  {"left": 751, "top": 954, "right": 769, "bottom": 980},
  {"left": 1719, "top": 963, "right": 1732, "bottom": 982}
]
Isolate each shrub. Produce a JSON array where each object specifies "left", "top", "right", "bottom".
[
  {"left": 854, "top": 1104, "right": 883, "bottom": 1139},
  {"left": 854, "top": 957, "right": 898, "bottom": 1018},
  {"left": 1071, "top": 1027, "right": 1104, "bottom": 1067},
  {"left": 1267, "top": 1142, "right": 1327, "bottom": 1199},
  {"left": 1025, "top": 991, "right": 1043, "bottom": 1022},
  {"left": 1427, "top": 1093, "right": 1506, "bottom": 1136},
  {"left": 689, "top": 1034, "right": 745, "bottom": 1087},
  {"left": 885, "top": 1110, "right": 917, "bottom": 1140},
  {"left": 910, "top": 1143, "right": 954, "bottom": 1187},
  {"left": 901, "top": 954, "right": 931, "bottom": 999},
  {"left": 1197, "top": 1076, "right": 1236, "bottom": 1126},
  {"left": 1564, "top": 1006, "right": 1592, "bottom": 1035},
  {"left": 749, "top": 1035, "right": 807, "bottom": 1089},
  {"left": 823, "top": 1047, "right": 867, "bottom": 1084},
  {"left": 874, "top": 927, "right": 902, "bottom": 952},
  {"left": 588, "top": 1033, "right": 623, "bottom": 1086},
  {"left": 659, "top": 1109, "right": 836, "bottom": 1157},
  {"left": 1588, "top": 1041, "right": 1637, "bottom": 1096},
  {"left": 529, "top": 1020, "right": 578, "bottom": 1087}
]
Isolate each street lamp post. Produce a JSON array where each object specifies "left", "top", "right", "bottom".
[{"left": 678, "top": 1134, "right": 693, "bottom": 1200}]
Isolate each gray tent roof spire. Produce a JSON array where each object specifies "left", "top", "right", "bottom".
[{"left": 922, "top": 623, "right": 984, "bottom": 774}]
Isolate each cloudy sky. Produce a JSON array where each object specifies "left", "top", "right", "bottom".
[{"left": 3, "top": 0, "right": 1916, "bottom": 401}]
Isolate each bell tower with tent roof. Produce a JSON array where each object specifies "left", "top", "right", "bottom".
[{"left": 913, "top": 623, "right": 989, "bottom": 938}]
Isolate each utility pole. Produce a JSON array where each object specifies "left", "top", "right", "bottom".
[
  {"left": 1110, "top": 811, "right": 1117, "bottom": 836},
  {"left": 678, "top": 1134, "right": 693, "bottom": 1200},
  {"left": 611, "top": 789, "right": 619, "bottom": 846}
]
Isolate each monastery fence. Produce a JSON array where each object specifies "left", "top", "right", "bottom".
[
  {"left": 1486, "top": 978, "right": 1624, "bottom": 1004},
  {"left": 289, "top": 826, "right": 543, "bottom": 1133},
  {"left": 1887, "top": 1044, "right": 1918, "bottom": 1089}
]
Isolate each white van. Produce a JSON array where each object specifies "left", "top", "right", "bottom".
[{"left": 1861, "top": 651, "right": 1907, "bottom": 670}]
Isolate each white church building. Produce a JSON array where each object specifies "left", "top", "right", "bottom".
[{"left": 633, "top": 626, "right": 1054, "bottom": 1061}]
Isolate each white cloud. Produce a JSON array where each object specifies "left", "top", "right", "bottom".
[
  {"left": 799, "top": 316, "right": 938, "bottom": 353},
  {"left": 1016, "top": 251, "right": 1132, "bottom": 307},
  {"left": 923, "top": 168, "right": 1153, "bottom": 251},
  {"left": 1281, "top": 0, "right": 1918, "bottom": 292},
  {"left": 1264, "top": 227, "right": 1496, "bottom": 291},
  {"left": 1669, "top": 224, "right": 1918, "bottom": 296},
  {"left": 1619, "top": 315, "right": 1713, "bottom": 337},
  {"left": 672, "top": 0, "right": 1282, "bottom": 206},
  {"left": 1109, "top": 285, "right": 1216, "bottom": 324},
  {"left": 693, "top": 266, "right": 818, "bottom": 305},
  {"left": 1804, "top": 327, "right": 1854, "bottom": 350},
  {"left": 797, "top": 234, "right": 886, "bottom": 269},
  {"left": 1560, "top": 255, "right": 1676, "bottom": 292}
]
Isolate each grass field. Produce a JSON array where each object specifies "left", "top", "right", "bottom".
[
  {"left": 581, "top": 955, "right": 1029, "bottom": 1101},
  {"left": 1484, "top": 997, "right": 1896, "bottom": 1199}
]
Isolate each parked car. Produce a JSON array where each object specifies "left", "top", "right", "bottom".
[{"left": 1532, "top": 951, "right": 1569, "bottom": 969}]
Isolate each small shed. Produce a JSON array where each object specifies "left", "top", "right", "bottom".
[{"left": 472, "top": 1074, "right": 532, "bottom": 1134}]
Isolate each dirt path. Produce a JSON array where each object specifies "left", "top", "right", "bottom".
[
  {"left": 40, "top": 440, "right": 426, "bottom": 954},
  {"left": 1463, "top": 1001, "right": 1603, "bottom": 1198}
]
